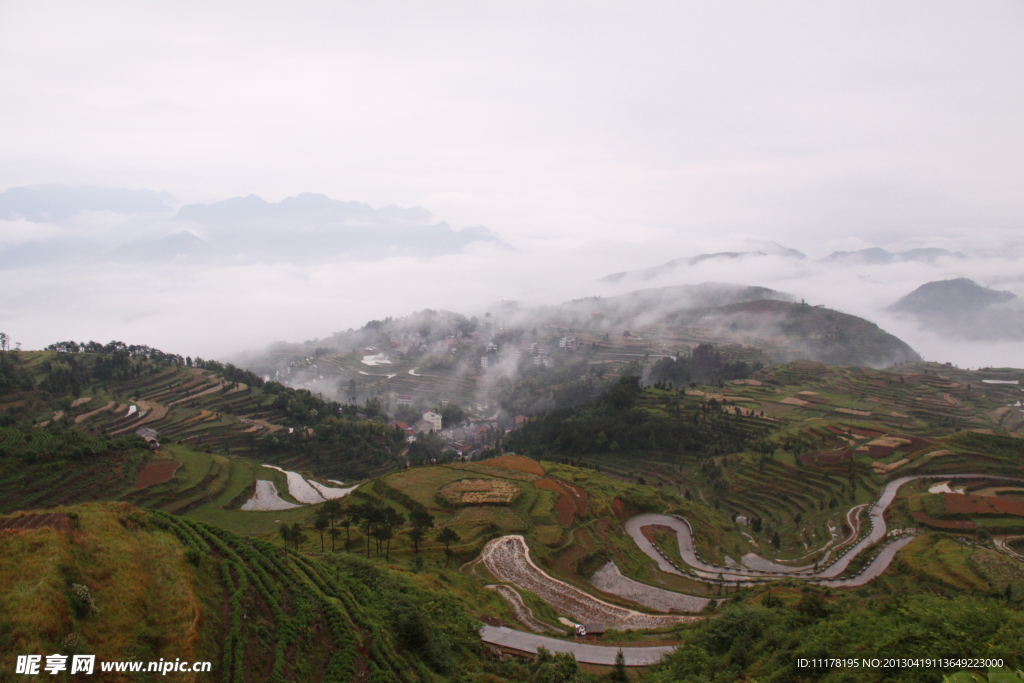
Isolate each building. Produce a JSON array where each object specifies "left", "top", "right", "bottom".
[
  {"left": 413, "top": 419, "right": 434, "bottom": 435},
  {"left": 559, "top": 337, "right": 578, "bottom": 351},
  {"left": 396, "top": 395, "right": 413, "bottom": 406},
  {"left": 422, "top": 410, "right": 442, "bottom": 431},
  {"left": 135, "top": 427, "right": 160, "bottom": 449}
]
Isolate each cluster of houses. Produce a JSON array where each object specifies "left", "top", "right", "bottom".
[
  {"left": 388, "top": 330, "right": 584, "bottom": 372},
  {"left": 390, "top": 330, "right": 486, "bottom": 358},
  {"left": 387, "top": 409, "right": 529, "bottom": 461}
]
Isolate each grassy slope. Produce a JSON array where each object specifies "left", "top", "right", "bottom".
[
  {"left": 1, "top": 503, "right": 220, "bottom": 674},
  {"left": 1, "top": 502, "right": 494, "bottom": 683}
]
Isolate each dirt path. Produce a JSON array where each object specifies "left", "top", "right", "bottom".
[
  {"left": 480, "top": 535, "right": 695, "bottom": 630},
  {"left": 169, "top": 382, "right": 224, "bottom": 405},
  {"left": 486, "top": 585, "right": 552, "bottom": 632},
  {"left": 110, "top": 403, "right": 170, "bottom": 435},
  {"left": 479, "top": 625, "right": 677, "bottom": 666},
  {"left": 75, "top": 400, "right": 116, "bottom": 423},
  {"left": 589, "top": 561, "right": 710, "bottom": 613},
  {"left": 627, "top": 473, "right": 1024, "bottom": 588}
]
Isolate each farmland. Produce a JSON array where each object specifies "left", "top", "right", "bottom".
[{"left": 4, "top": 335, "right": 1024, "bottom": 681}]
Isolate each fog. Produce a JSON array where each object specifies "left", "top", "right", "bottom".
[{"left": 1, "top": 2, "right": 1022, "bottom": 368}]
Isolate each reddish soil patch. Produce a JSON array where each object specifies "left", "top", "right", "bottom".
[
  {"left": 536, "top": 478, "right": 568, "bottom": 496},
  {"left": 944, "top": 493, "right": 997, "bottom": 515},
  {"left": 897, "top": 436, "right": 931, "bottom": 453},
  {"left": 868, "top": 445, "right": 895, "bottom": 459},
  {"left": 988, "top": 497, "right": 1024, "bottom": 516},
  {"left": 134, "top": 460, "right": 182, "bottom": 489},
  {"left": 0, "top": 513, "right": 68, "bottom": 532},
  {"left": 481, "top": 455, "right": 546, "bottom": 476},
  {"left": 611, "top": 499, "right": 627, "bottom": 522},
  {"left": 554, "top": 495, "right": 575, "bottom": 526},
  {"left": 550, "top": 543, "right": 587, "bottom": 579},
  {"left": 553, "top": 477, "right": 590, "bottom": 516},
  {"left": 912, "top": 511, "right": 975, "bottom": 529},
  {"left": 800, "top": 449, "right": 852, "bottom": 466},
  {"left": 851, "top": 428, "right": 885, "bottom": 438}
]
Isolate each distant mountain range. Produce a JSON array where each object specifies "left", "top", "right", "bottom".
[
  {"left": 600, "top": 245, "right": 969, "bottom": 284},
  {"left": 168, "top": 192, "right": 507, "bottom": 263},
  {"left": 0, "top": 184, "right": 507, "bottom": 266},
  {"left": 600, "top": 243, "right": 806, "bottom": 284},
  {"left": 888, "top": 278, "right": 1024, "bottom": 341},
  {"left": 823, "top": 247, "right": 966, "bottom": 264}
]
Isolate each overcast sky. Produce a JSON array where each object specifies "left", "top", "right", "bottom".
[{"left": 2, "top": 2, "right": 1023, "bottom": 363}]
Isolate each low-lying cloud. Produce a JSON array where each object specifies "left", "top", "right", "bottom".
[{"left": 1, "top": 187, "right": 1022, "bottom": 370}]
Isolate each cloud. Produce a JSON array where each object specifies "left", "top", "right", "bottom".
[{"left": 0, "top": 3, "right": 1022, "bottom": 368}]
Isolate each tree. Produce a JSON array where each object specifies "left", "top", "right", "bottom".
[
  {"left": 409, "top": 507, "right": 434, "bottom": 554},
  {"left": 289, "top": 522, "right": 305, "bottom": 551},
  {"left": 375, "top": 526, "right": 393, "bottom": 560},
  {"left": 323, "top": 499, "right": 342, "bottom": 551},
  {"left": 436, "top": 527, "right": 461, "bottom": 567},
  {"left": 409, "top": 526, "right": 426, "bottom": 554},
  {"left": 341, "top": 516, "right": 352, "bottom": 551},
  {"left": 314, "top": 513, "right": 329, "bottom": 552},
  {"left": 278, "top": 522, "right": 305, "bottom": 551},
  {"left": 772, "top": 531, "right": 780, "bottom": 550},
  {"left": 381, "top": 507, "right": 405, "bottom": 560},
  {"left": 351, "top": 503, "right": 384, "bottom": 558},
  {"left": 530, "top": 646, "right": 581, "bottom": 683},
  {"left": 611, "top": 649, "right": 628, "bottom": 683}
]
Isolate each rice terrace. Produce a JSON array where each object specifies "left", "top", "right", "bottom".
[{"left": 3, "top": 335, "right": 1024, "bottom": 681}]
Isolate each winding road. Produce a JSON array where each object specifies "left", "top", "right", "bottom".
[
  {"left": 480, "top": 626, "right": 677, "bottom": 666},
  {"left": 626, "top": 473, "right": 1024, "bottom": 587},
  {"left": 479, "top": 473, "right": 1024, "bottom": 664}
]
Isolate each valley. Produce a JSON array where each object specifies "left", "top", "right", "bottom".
[{"left": 2, "top": 325, "right": 1023, "bottom": 682}]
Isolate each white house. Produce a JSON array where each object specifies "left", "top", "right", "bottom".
[{"left": 422, "top": 410, "right": 442, "bottom": 431}]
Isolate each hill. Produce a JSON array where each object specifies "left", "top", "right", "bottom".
[
  {"left": 693, "top": 299, "right": 922, "bottom": 367},
  {"left": 888, "top": 278, "right": 1024, "bottom": 341},
  {"left": 5, "top": 333, "right": 1024, "bottom": 681},
  {"left": 0, "top": 344, "right": 404, "bottom": 519},
  {"left": 598, "top": 243, "right": 807, "bottom": 284},
  {"left": 0, "top": 502, "right": 485, "bottom": 682},
  {"left": 234, "top": 284, "right": 920, "bottom": 421}
]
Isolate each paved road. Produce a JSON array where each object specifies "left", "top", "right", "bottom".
[
  {"left": 626, "top": 474, "right": 1024, "bottom": 587},
  {"left": 479, "top": 625, "right": 677, "bottom": 666}
]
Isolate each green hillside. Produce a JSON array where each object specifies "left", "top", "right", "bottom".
[{"left": 4, "top": 340, "right": 1024, "bottom": 682}]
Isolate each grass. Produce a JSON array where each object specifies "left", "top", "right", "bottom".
[
  {"left": 384, "top": 467, "right": 493, "bottom": 508},
  {"left": 161, "top": 443, "right": 215, "bottom": 490},
  {"left": 896, "top": 535, "right": 995, "bottom": 592},
  {"left": 0, "top": 502, "right": 220, "bottom": 671},
  {"left": 183, "top": 458, "right": 319, "bottom": 537}
]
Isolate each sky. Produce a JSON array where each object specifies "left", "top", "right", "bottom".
[{"left": 1, "top": 1, "right": 1023, "bottom": 365}]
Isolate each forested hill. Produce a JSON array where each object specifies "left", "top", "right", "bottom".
[
  {"left": 0, "top": 344, "right": 404, "bottom": 510},
  {"left": 506, "top": 375, "right": 773, "bottom": 462}
]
